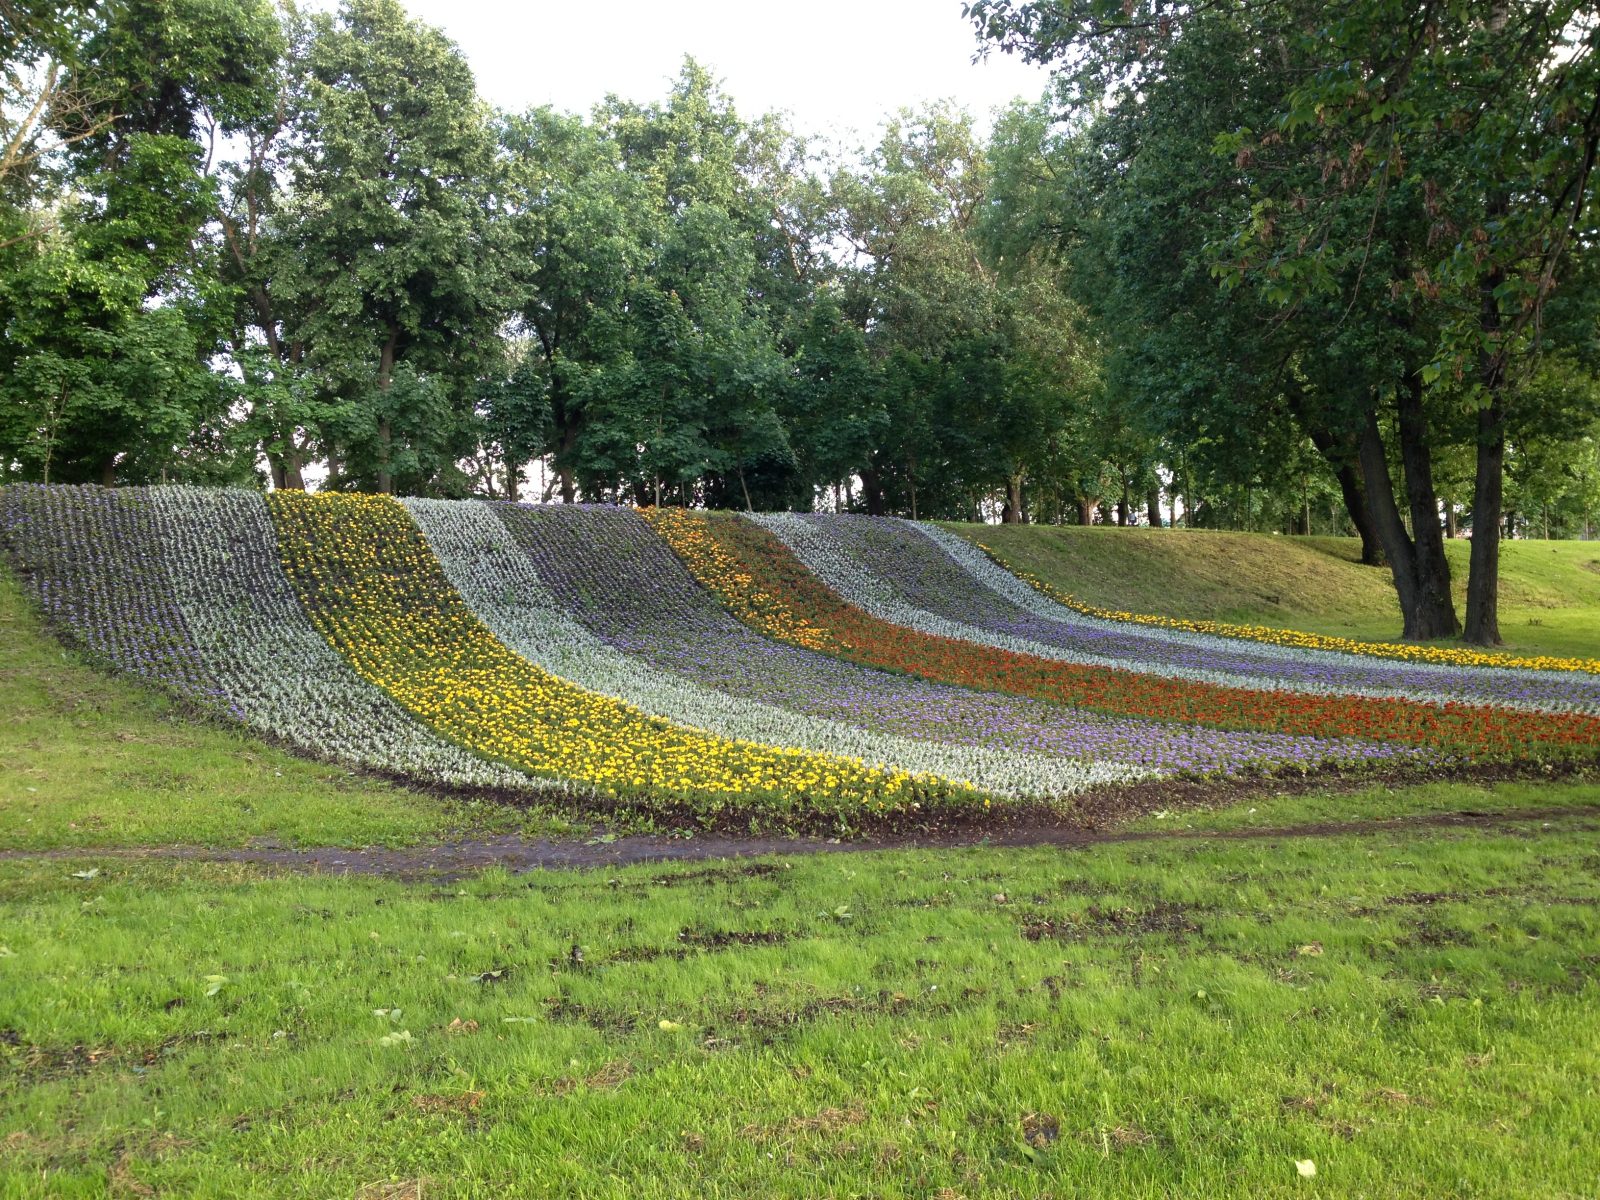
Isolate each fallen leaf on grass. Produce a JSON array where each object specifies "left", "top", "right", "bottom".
[
  {"left": 446, "top": 1017, "right": 479, "bottom": 1034},
  {"left": 1295, "top": 1159, "right": 1317, "bottom": 1178},
  {"left": 1297, "top": 942, "right": 1325, "bottom": 957},
  {"left": 70, "top": 869, "right": 100, "bottom": 881},
  {"left": 658, "top": 1019, "right": 683, "bottom": 1031},
  {"left": 412, "top": 1091, "right": 483, "bottom": 1116}
]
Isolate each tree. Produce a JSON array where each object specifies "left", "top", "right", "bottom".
[
  {"left": 274, "top": 0, "right": 501, "bottom": 494},
  {"left": 967, "top": 0, "right": 1600, "bottom": 639}
]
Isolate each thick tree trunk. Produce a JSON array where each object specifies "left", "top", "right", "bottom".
[
  {"left": 1001, "top": 472, "right": 1026, "bottom": 524},
  {"left": 1356, "top": 407, "right": 1459, "bottom": 640},
  {"left": 1394, "top": 374, "right": 1459, "bottom": 638},
  {"left": 505, "top": 459, "right": 521, "bottom": 504},
  {"left": 100, "top": 453, "right": 117, "bottom": 487},
  {"left": 1075, "top": 497, "right": 1097, "bottom": 526},
  {"left": 1146, "top": 485, "right": 1163, "bottom": 528},
  {"left": 1356, "top": 414, "right": 1422, "bottom": 630},
  {"left": 1443, "top": 504, "right": 1457, "bottom": 538},
  {"left": 1330, "top": 460, "right": 1383, "bottom": 564}
]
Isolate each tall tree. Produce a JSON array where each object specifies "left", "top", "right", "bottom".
[{"left": 275, "top": 0, "right": 501, "bottom": 494}]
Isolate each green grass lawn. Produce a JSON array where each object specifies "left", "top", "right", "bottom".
[
  {"left": 3, "top": 540, "right": 1600, "bottom": 1196},
  {"left": 3, "top": 796, "right": 1598, "bottom": 1198},
  {"left": 952, "top": 524, "right": 1600, "bottom": 660}
]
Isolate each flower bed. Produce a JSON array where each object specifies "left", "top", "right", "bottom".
[
  {"left": 0, "top": 484, "right": 542, "bottom": 791},
  {"left": 154, "top": 488, "right": 534, "bottom": 789},
  {"left": 966, "top": 534, "right": 1600, "bottom": 674},
  {"left": 268, "top": 491, "right": 965, "bottom": 818},
  {"left": 0, "top": 484, "right": 218, "bottom": 703},
  {"left": 808, "top": 514, "right": 1600, "bottom": 715},
  {"left": 649, "top": 509, "right": 1600, "bottom": 759},
  {"left": 405, "top": 498, "right": 1137, "bottom": 799},
  {"left": 502, "top": 503, "right": 1426, "bottom": 778}
]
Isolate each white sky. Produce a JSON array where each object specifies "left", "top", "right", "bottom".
[{"left": 379, "top": 0, "right": 1052, "bottom": 143}]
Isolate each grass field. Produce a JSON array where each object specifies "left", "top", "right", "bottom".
[
  {"left": 954, "top": 525, "right": 1600, "bottom": 660},
  {"left": 3, "top": 533, "right": 1599, "bottom": 1197}
]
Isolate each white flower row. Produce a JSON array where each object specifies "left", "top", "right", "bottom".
[
  {"left": 150, "top": 487, "right": 538, "bottom": 792},
  {"left": 403, "top": 498, "right": 1152, "bottom": 799}
]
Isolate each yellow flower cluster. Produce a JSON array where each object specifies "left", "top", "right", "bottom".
[
  {"left": 974, "top": 541, "right": 1600, "bottom": 675},
  {"left": 641, "top": 506, "right": 838, "bottom": 652},
  {"left": 269, "top": 491, "right": 936, "bottom": 806}
]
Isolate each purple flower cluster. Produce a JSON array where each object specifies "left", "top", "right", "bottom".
[{"left": 0, "top": 484, "right": 220, "bottom": 706}]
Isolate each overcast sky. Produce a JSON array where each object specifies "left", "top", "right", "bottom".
[{"left": 372, "top": 0, "right": 1053, "bottom": 143}]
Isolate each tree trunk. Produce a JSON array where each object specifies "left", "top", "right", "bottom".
[
  {"left": 1001, "top": 472, "right": 1026, "bottom": 524},
  {"left": 1339, "top": 460, "right": 1385, "bottom": 565},
  {"left": 505, "top": 459, "right": 521, "bottom": 503},
  {"left": 375, "top": 326, "right": 398, "bottom": 495},
  {"left": 1075, "top": 497, "right": 1097, "bottom": 526},
  {"left": 1394, "top": 373, "right": 1460, "bottom": 638},
  {"left": 1146, "top": 485, "right": 1163, "bottom": 528},
  {"left": 1465, "top": 393, "right": 1506, "bottom": 645},
  {"left": 1443, "top": 504, "right": 1457, "bottom": 538},
  {"left": 1356, "top": 406, "right": 1460, "bottom": 640},
  {"left": 100, "top": 453, "right": 117, "bottom": 487}
]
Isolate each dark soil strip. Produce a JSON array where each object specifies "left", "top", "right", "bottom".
[{"left": 6, "top": 804, "right": 1596, "bottom": 881}]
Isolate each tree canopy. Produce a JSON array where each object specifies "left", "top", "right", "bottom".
[{"left": 3, "top": 0, "right": 1599, "bottom": 643}]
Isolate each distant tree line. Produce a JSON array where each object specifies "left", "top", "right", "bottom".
[{"left": 3, "top": 0, "right": 1599, "bottom": 643}]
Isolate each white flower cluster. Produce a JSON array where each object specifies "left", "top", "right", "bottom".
[
  {"left": 150, "top": 487, "right": 537, "bottom": 791},
  {"left": 404, "top": 498, "right": 1150, "bottom": 799}
]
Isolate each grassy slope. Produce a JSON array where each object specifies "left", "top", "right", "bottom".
[
  {"left": 950, "top": 523, "right": 1600, "bottom": 659},
  {"left": 0, "top": 572, "right": 570, "bottom": 852},
  {"left": 3, "top": 806, "right": 1598, "bottom": 1198}
]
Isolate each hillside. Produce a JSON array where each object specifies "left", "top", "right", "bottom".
[
  {"left": 2, "top": 486, "right": 1598, "bottom": 836},
  {"left": 953, "top": 524, "right": 1600, "bottom": 660}
]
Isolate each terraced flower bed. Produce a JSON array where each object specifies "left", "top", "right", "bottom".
[{"left": 2, "top": 483, "right": 1596, "bottom": 832}]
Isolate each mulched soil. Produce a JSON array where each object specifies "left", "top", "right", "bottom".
[{"left": 6, "top": 801, "right": 1595, "bottom": 881}]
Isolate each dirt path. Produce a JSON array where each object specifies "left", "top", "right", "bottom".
[{"left": 6, "top": 803, "right": 1596, "bottom": 879}]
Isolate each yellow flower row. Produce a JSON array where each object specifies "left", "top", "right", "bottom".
[
  {"left": 268, "top": 492, "right": 949, "bottom": 807},
  {"left": 641, "top": 506, "right": 838, "bottom": 652},
  {"left": 973, "top": 541, "right": 1600, "bottom": 675}
]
